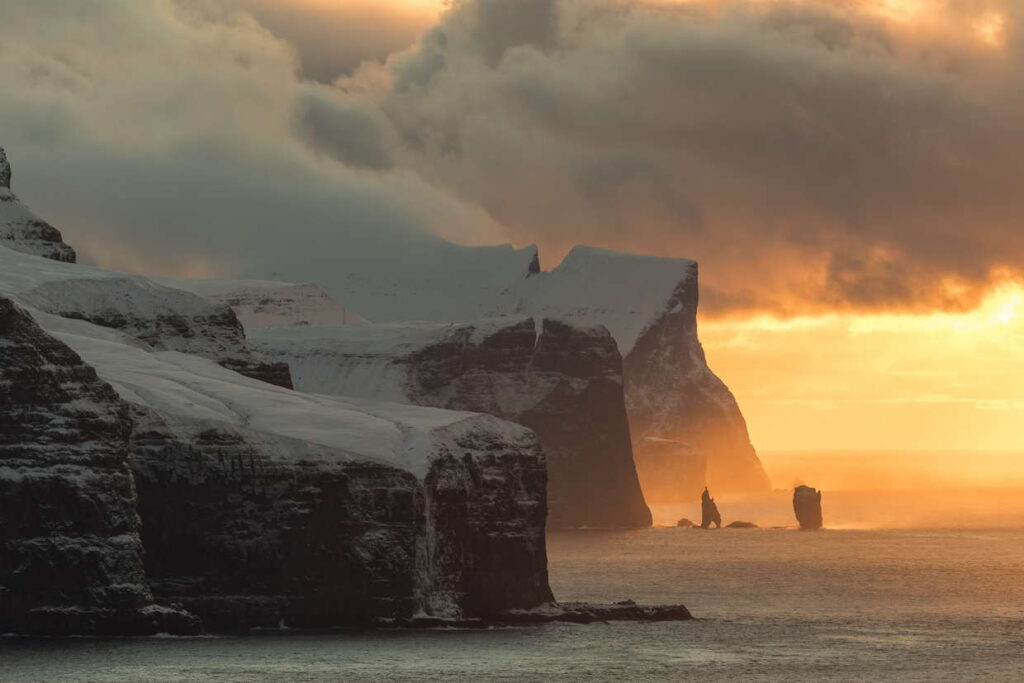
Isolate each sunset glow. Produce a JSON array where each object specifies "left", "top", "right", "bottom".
[{"left": 703, "top": 283, "right": 1024, "bottom": 456}]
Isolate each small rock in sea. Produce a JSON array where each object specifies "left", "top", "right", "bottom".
[
  {"left": 793, "top": 485, "right": 824, "bottom": 530},
  {"left": 677, "top": 518, "right": 695, "bottom": 528},
  {"left": 701, "top": 487, "right": 722, "bottom": 528},
  {"left": 726, "top": 521, "right": 758, "bottom": 529}
]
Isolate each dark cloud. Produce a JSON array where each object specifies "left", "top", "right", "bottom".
[
  {"left": 0, "top": 0, "right": 503, "bottom": 282},
  {"left": 216, "top": 0, "right": 440, "bottom": 82},
  {"left": 3, "top": 0, "right": 1024, "bottom": 316},
  {"left": 369, "top": 0, "right": 1024, "bottom": 313}
]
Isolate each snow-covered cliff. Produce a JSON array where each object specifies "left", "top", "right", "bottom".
[
  {"left": 254, "top": 316, "right": 652, "bottom": 528},
  {"left": 0, "top": 245, "right": 292, "bottom": 389},
  {"left": 0, "top": 297, "right": 197, "bottom": 635},
  {"left": 0, "top": 147, "right": 76, "bottom": 263},
  {"left": 0, "top": 148, "right": 555, "bottom": 632},
  {"left": 254, "top": 245, "right": 770, "bottom": 497}
]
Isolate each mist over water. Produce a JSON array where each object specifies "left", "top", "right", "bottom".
[{"left": 654, "top": 450, "right": 1024, "bottom": 530}]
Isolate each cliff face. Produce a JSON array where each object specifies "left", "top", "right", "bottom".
[
  {"left": 129, "top": 411, "right": 550, "bottom": 630},
  {"left": 27, "top": 306, "right": 553, "bottom": 631},
  {"left": 254, "top": 317, "right": 652, "bottom": 529},
  {"left": 621, "top": 262, "right": 770, "bottom": 493},
  {"left": 302, "top": 245, "right": 770, "bottom": 498},
  {"left": 0, "top": 297, "right": 195, "bottom": 635},
  {"left": 0, "top": 148, "right": 76, "bottom": 263}
]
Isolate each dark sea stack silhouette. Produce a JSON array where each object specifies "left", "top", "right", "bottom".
[
  {"left": 793, "top": 485, "right": 824, "bottom": 530},
  {"left": 0, "top": 148, "right": 76, "bottom": 263},
  {"left": 700, "top": 487, "right": 722, "bottom": 529},
  {"left": 726, "top": 521, "right": 758, "bottom": 529},
  {"left": 0, "top": 297, "right": 196, "bottom": 635},
  {"left": 676, "top": 518, "right": 696, "bottom": 528},
  {"left": 254, "top": 316, "right": 652, "bottom": 530}
]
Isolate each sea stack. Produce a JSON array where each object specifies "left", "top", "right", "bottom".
[
  {"left": 700, "top": 487, "right": 722, "bottom": 529},
  {"left": 793, "top": 485, "right": 824, "bottom": 530}
]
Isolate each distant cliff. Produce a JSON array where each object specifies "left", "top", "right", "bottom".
[
  {"left": 254, "top": 316, "right": 652, "bottom": 529},
  {"left": 248, "top": 245, "right": 770, "bottom": 502}
]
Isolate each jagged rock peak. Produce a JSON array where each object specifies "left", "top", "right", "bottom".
[
  {"left": 0, "top": 147, "right": 11, "bottom": 189},
  {"left": 0, "top": 148, "right": 77, "bottom": 263},
  {"left": 527, "top": 246, "right": 541, "bottom": 276}
]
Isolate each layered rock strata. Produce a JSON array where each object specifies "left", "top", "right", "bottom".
[{"left": 0, "top": 297, "right": 196, "bottom": 635}]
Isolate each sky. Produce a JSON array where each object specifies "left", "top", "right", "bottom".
[{"left": 1, "top": 0, "right": 1022, "bottom": 456}]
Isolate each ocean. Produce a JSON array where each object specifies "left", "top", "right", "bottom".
[{"left": 4, "top": 496, "right": 1024, "bottom": 682}]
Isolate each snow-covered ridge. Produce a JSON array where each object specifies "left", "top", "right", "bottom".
[
  {"left": 154, "top": 277, "right": 367, "bottom": 330},
  {"left": 35, "top": 309, "right": 526, "bottom": 479},
  {"left": 0, "top": 147, "right": 76, "bottom": 263},
  {"left": 323, "top": 243, "right": 697, "bottom": 357}
]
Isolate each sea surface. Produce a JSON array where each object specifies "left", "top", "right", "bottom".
[{"left": 4, "top": 513, "right": 1024, "bottom": 681}]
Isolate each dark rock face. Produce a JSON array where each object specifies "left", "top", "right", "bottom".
[
  {"left": 0, "top": 148, "right": 12, "bottom": 193},
  {"left": 676, "top": 518, "right": 695, "bottom": 528},
  {"left": 793, "top": 485, "right": 824, "bottom": 530},
  {"left": 625, "top": 264, "right": 770, "bottom": 495},
  {"left": 726, "top": 521, "right": 758, "bottom": 529},
  {"left": 0, "top": 148, "right": 77, "bottom": 263},
  {"left": 130, "top": 415, "right": 420, "bottom": 630},
  {"left": 417, "top": 428, "right": 553, "bottom": 618},
  {"left": 21, "top": 278, "right": 293, "bottom": 389},
  {"left": 700, "top": 487, "right": 722, "bottom": 529},
  {"left": 0, "top": 297, "right": 196, "bottom": 635},
  {"left": 129, "top": 412, "right": 552, "bottom": 630}
]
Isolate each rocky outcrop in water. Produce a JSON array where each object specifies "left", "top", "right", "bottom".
[
  {"left": 0, "top": 148, "right": 76, "bottom": 263},
  {"left": 793, "top": 485, "right": 824, "bottom": 530},
  {"left": 0, "top": 297, "right": 196, "bottom": 635},
  {"left": 254, "top": 316, "right": 652, "bottom": 529},
  {"left": 700, "top": 487, "right": 722, "bottom": 529}
]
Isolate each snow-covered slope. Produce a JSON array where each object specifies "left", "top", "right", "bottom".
[
  {"left": 0, "top": 245, "right": 293, "bottom": 388},
  {"left": 36, "top": 309, "right": 527, "bottom": 480},
  {"left": 254, "top": 316, "right": 652, "bottom": 528},
  {"left": 4, "top": 295, "right": 552, "bottom": 630},
  {"left": 154, "top": 277, "right": 367, "bottom": 330},
  {"left": 0, "top": 147, "right": 75, "bottom": 263}
]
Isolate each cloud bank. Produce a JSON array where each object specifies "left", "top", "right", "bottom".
[
  {"left": 2, "top": 0, "right": 1024, "bottom": 315},
  {"left": 0, "top": 0, "right": 503, "bottom": 281},
  {"left": 366, "top": 0, "right": 1024, "bottom": 314}
]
